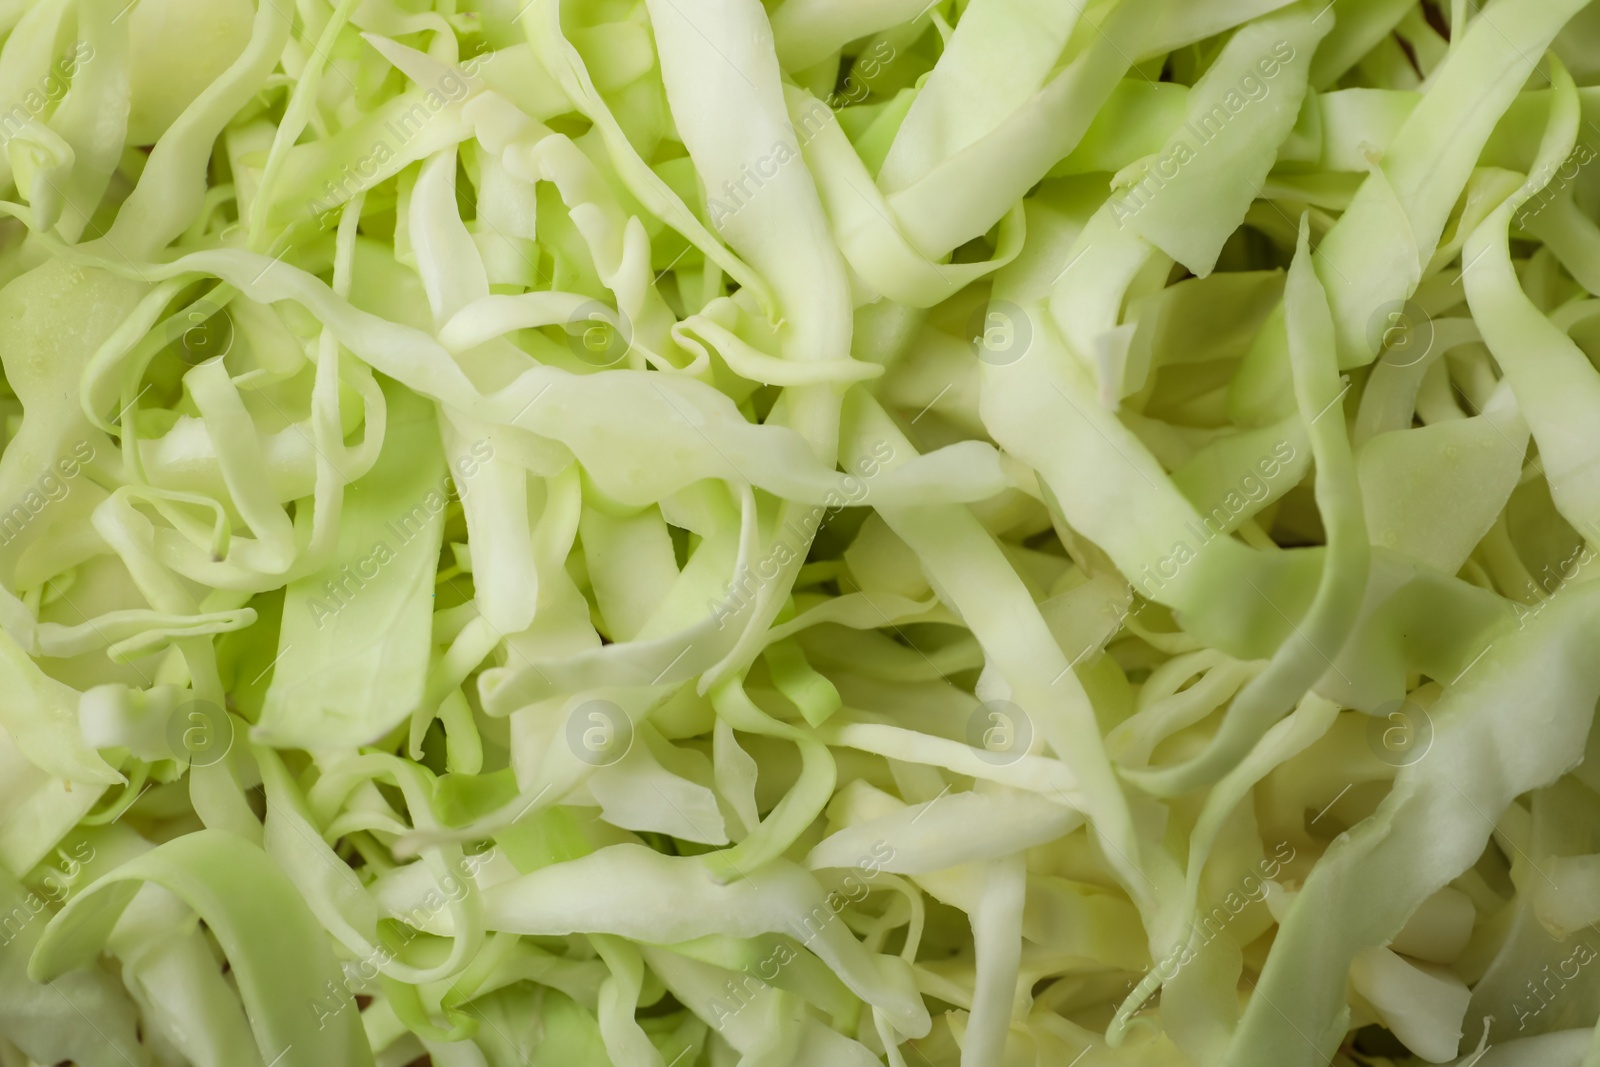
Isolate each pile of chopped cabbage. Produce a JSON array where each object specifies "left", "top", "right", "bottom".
[{"left": 7, "top": 0, "right": 1600, "bottom": 1064}]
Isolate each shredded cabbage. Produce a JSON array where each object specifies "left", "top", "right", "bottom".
[{"left": 3, "top": 1, "right": 1600, "bottom": 1066}]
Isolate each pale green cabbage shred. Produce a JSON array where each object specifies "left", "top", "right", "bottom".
[{"left": 5, "top": 0, "right": 1600, "bottom": 1065}]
